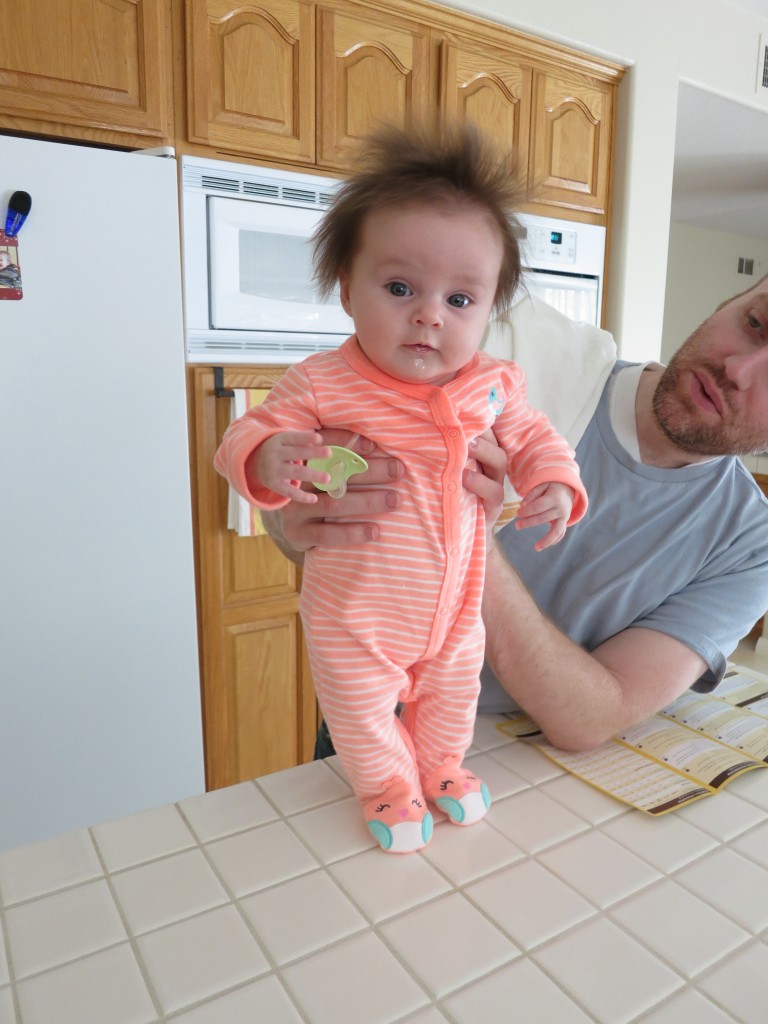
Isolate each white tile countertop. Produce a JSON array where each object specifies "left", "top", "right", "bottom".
[{"left": 2, "top": 714, "right": 768, "bottom": 1024}]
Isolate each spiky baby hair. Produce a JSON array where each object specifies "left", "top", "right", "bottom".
[{"left": 313, "top": 121, "right": 525, "bottom": 314}]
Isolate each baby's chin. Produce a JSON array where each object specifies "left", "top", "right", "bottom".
[{"left": 391, "top": 354, "right": 459, "bottom": 387}]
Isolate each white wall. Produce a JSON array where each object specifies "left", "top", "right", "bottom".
[
  {"left": 439, "top": 0, "right": 768, "bottom": 360},
  {"left": 661, "top": 223, "right": 768, "bottom": 361}
]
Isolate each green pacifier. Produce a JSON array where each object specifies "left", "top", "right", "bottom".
[{"left": 307, "top": 445, "right": 368, "bottom": 499}]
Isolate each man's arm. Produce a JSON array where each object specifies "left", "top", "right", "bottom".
[
  {"left": 482, "top": 543, "right": 708, "bottom": 751},
  {"left": 262, "top": 428, "right": 709, "bottom": 749}
]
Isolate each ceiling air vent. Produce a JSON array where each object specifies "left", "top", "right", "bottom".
[{"left": 757, "top": 34, "right": 768, "bottom": 95}]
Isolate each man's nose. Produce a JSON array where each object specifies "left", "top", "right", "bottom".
[{"left": 723, "top": 346, "right": 768, "bottom": 389}]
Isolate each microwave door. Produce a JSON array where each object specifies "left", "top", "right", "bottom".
[
  {"left": 522, "top": 269, "right": 600, "bottom": 327},
  {"left": 208, "top": 196, "right": 353, "bottom": 335}
]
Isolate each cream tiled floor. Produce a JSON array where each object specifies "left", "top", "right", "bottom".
[{"left": 1, "top": 658, "right": 768, "bottom": 1023}]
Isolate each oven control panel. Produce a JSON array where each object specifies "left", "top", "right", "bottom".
[{"left": 525, "top": 225, "right": 577, "bottom": 264}]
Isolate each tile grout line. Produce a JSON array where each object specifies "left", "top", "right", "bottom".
[
  {"left": 87, "top": 824, "right": 165, "bottom": 1023},
  {"left": 0, "top": 877, "right": 23, "bottom": 1024},
  {"left": 248, "top": 792, "right": 441, "bottom": 1020},
  {"left": 669, "top": 847, "right": 768, "bottom": 935},
  {"left": 171, "top": 789, "right": 315, "bottom": 1024}
]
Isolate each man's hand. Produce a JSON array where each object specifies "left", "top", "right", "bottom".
[
  {"left": 463, "top": 434, "right": 506, "bottom": 528},
  {"left": 262, "top": 428, "right": 507, "bottom": 557},
  {"left": 263, "top": 430, "right": 403, "bottom": 552}
]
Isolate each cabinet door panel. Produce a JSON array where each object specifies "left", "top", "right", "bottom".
[
  {"left": 318, "top": 8, "right": 431, "bottom": 171},
  {"left": 187, "top": 0, "right": 315, "bottom": 162},
  {"left": 227, "top": 615, "right": 299, "bottom": 780},
  {"left": 529, "top": 70, "right": 612, "bottom": 216},
  {"left": 227, "top": 534, "right": 297, "bottom": 603},
  {"left": 191, "top": 366, "right": 316, "bottom": 791},
  {"left": 439, "top": 43, "right": 531, "bottom": 183},
  {"left": 0, "top": 0, "right": 170, "bottom": 142}
]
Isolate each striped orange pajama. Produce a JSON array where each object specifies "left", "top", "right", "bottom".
[{"left": 215, "top": 336, "right": 587, "bottom": 805}]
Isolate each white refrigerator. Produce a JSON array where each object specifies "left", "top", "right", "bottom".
[{"left": 0, "top": 134, "right": 205, "bottom": 851}]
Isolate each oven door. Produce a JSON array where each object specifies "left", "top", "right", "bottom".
[
  {"left": 522, "top": 268, "right": 600, "bottom": 327},
  {"left": 208, "top": 196, "right": 354, "bottom": 336}
]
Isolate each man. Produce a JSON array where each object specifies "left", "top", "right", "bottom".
[{"left": 262, "top": 275, "right": 768, "bottom": 751}]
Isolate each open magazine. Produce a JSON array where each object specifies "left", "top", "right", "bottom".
[{"left": 496, "top": 663, "right": 768, "bottom": 815}]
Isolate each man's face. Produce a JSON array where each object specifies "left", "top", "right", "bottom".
[{"left": 653, "top": 277, "right": 768, "bottom": 456}]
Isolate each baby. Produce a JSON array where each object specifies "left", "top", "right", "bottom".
[
  {"left": 0, "top": 250, "right": 21, "bottom": 288},
  {"left": 215, "top": 122, "right": 587, "bottom": 852}
]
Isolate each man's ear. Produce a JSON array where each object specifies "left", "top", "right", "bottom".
[{"left": 339, "top": 271, "right": 352, "bottom": 316}]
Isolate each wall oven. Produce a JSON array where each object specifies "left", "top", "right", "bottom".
[{"left": 181, "top": 155, "right": 606, "bottom": 365}]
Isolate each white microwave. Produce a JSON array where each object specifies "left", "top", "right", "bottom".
[
  {"left": 180, "top": 155, "right": 606, "bottom": 365},
  {"left": 181, "top": 156, "right": 353, "bottom": 364}
]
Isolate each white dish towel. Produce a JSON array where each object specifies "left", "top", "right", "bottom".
[
  {"left": 226, "top": 388, "right": 268, "bottom": 537},
  {"left": 482, "top": 295, "right": 617, "bottom": 526}
]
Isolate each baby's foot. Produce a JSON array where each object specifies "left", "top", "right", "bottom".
[
  {"left": 364, "top": 776, "right": 433, "bottom": 853},
  {"left": 423, "top": 756, "right": 491, "bottom": 826}
]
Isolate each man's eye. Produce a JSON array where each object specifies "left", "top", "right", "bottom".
[
  {"left": 747, "top": 314, "right": 762, "bottom": 330},
  {"left": 448, "top": 293, "right": 471, "bottom": 308},
  {"left": 388, "top": 281, "right": 411, "bottom": 297}
]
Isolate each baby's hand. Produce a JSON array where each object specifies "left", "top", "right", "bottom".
[
  {"left": 254, "top": 431, "right": 332, "bottom": 504},
  {"left": 514, "top": 481, "right": 574, "bottom": 551}
]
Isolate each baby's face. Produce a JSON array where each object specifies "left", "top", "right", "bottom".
[
  {"left": 0, "top": 253, "right": 10, "bottom": 269},
  {"left": 339, "top": 201, "right": 503, "bottom": 386}
]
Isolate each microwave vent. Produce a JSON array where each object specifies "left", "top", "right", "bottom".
[
  {"left": 283, "top": 186, "right": 320, "bottom": 205},
  {"left": 184, "top": 160, "right": 338, "bottom": 210},
  {"left": 187, "top": 331, "right": 345, "bottom": 362},
  {"left": 200, "top": 174, "right": 240, "bottom": 193},
  {"left": 243, "top": 181, "right": 280, "bottom": 199}
]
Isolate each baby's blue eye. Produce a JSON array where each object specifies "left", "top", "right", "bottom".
[
  {"left": 388, "top": 281, "right": 411, "bottom": 297},
  {"left": 448, "top": 293, "right": 471, "bottom": 308}
]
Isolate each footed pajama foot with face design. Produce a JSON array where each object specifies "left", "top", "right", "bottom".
[
  {"left": 423, "top": 756, "right": 491, "bottom": 825},
  {"left": 364, "top": 776, "right": 433, "bottom": 853}
]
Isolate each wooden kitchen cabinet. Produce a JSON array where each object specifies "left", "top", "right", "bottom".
[
  {"left": 189, "top": 366, "right": 318, "bottom": 790},
  {"left": 437, "top": 22, "right": 618, "bottom": 221},
  {"left": 1, "top": 0, "right": 622, "bottom": 223},
  {"left": 317, "top": 5, "right": 433, "bottom": 170},
  {"left": 186, "top": 0, "right": 316, "bottom": 163},
  {"left": 185, "top": 0, "right": 432, "bottom": 168},
  {"left": 528, "top": 68, "right": 614, "bottom": 219},
  {"left": 439, "top": 40, "right": 532, "bottom": 189},
  {"left": 0, "top": 0, "right": 173, "bottom": 148},
  {"left": 182, "top": 0, "right": 621, "bottom": 226}
]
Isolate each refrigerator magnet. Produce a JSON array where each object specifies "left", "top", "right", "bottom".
[{"left": 0, "top": 231, "right": 23, "bottom": 300}]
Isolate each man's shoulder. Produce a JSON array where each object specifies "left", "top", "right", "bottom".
[{"left": 732, "top": 457, "right": 768, "bottom": 507}]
